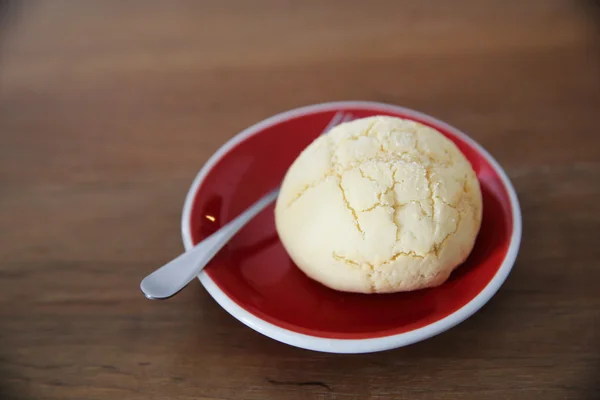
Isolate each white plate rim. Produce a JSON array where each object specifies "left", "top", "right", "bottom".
[{"left": 181, "top": 101, "right": 522, "bottom": 354}]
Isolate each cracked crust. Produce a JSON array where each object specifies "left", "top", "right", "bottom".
[
  {"left": 338, "top": 178, "right": 365, "bottom": 236},
  {"left": 275, "top": 116, "right": 482, "bottom": 293}
]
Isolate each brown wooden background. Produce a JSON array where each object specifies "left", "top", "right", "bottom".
[{"left": 1, "top": 1, "right": 599, "bottom": 399}]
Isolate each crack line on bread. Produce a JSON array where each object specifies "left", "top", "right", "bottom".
[
  {"left": 360, "top": 203, "right": 387, "bottom": 213},
  {"left": 425, "top": 165, "right": 439, "bottom": 257},
  {"left": 358, "top": 166, "right": 382, "bottom": 186},
  {"left": 377, "top": 186, "right": 394, "bottom": 204},
  {"left": 334, "top": 252, "right": 377, "bottom": 293},
  {"left": 286, "top": 172, "right": 336, "bottom": 208},
  {"left": 332, "top": 252, "right": 362, "bottom": 267},
  {"left": 342, "top": 120, "right": 378, "bottom": 141},
  {"left": 338, "top": 178, "right": 365, "bottom": 237},
  {"left": 391, "top": 184, "right": 402, "bottom": 241},
  {"left": 432, "top": 186, "right": 471, "bottom": 256},
  {"left": 425, "top": 166, "right": 436, "bottom": 213},
  {"left": 364, "top": 120, "right": 377, "bottom": 138},
  {"left": 333, "top": 253, "right": 375, "bottom": 270},
  {"left": 368, "top": 272, "right": 376, "bottom": 293},
  {"left": 433, "top": 210, "right": 463, "bottom": 257},
  {"left": 382, "top": 250, "right": 426, "bottom": 264},
  {"left": 435, "top": 196, "right": 459, "bottom": 211}
]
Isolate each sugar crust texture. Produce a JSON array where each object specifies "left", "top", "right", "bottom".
[{"left": 275, "top": 116, "right": 483, "bottom": 293}]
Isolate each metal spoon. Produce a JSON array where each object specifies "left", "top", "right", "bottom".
[
  {"left": 140, "top": 111, "right": 354, "bottom": 299},
  {"left": 140, "top": 189, "right": 279, "bottom": 299}
]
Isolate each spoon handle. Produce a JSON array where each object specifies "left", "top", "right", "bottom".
[{"left": 140, "top": 189, "right": 280, "bottom": 299}]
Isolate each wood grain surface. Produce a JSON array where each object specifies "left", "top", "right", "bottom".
[{"left": 1, "top": 1, "right": 599, "bottom": 399}]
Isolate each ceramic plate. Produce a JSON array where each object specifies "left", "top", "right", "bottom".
[{"left": 181, "top": 101, "right": 521, "bottom": 353}]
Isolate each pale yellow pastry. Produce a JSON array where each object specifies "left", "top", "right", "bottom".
[{"left": 274, "top": 116, "right": 483, "bottom": 294}]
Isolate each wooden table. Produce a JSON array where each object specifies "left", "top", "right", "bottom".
[{"left": 1, "top": 1, "right": 599, "bottom": 399}]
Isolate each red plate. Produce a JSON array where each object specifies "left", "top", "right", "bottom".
[{"left": 182, "top": 101, "right": 521, "bottom": 353}]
